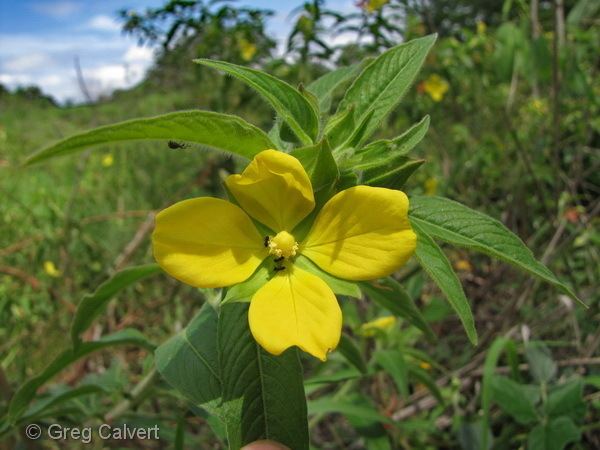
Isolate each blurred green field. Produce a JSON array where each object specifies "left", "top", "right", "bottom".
[{"left": 1, "top": 0, "right": 599, "bottom": 449}]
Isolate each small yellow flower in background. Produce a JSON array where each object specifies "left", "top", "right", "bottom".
[
  {"left": 153, "top": 150, "right": 416, "bottom": 360},
  {"left": 238, "top": 38, "right": 257, "bottom": 62},
  {"left": 364, "top": 0, "right": 389, "bottom": 13},
  {"left": 43, "top": 261, "right": 62, "bottom": 277},
  {"left": 422, "top": 74, "right": 449, "bottom": 102},
  {"left": 360, "top": 316, "right": 397, "bottom": 337},
  {"left": 419, "top": 361, "right": 432, "bottom": 370},
  {"left": 101, "top": 153, "right": 114, "bottom": 167},
  {"left": 530, "top": 98, "right": 548, "bottom": 114},
  {"left": 424, "top": 177, "right": 438, "bottom": 196},
  {"left": 477, "top": 21, "right": 487, "bottom": 35},
  {"left": 454, "top": 259, "right": 473, "bottom": 272}
]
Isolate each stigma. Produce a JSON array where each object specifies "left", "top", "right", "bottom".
[{"left": 267, "top": 231, "right": 299, "bottom": 259}]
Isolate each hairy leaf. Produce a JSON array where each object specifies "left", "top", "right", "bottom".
[
  {"left": 218, "top": 303, "right": 308, "bottom": 450},
  {"left": 307, "top": 63, "right": 361, "bottom": 112},
  {"left": 410, "top": 195, "right": 583, "bottom": 305},
  {"left": 347, "top": 115, "right": 430, "bottom": 170},
  {"left": 337, "top": 34, "right": 436, "bottom": 144},
  {"left": 412, "top": 222, "right": 478, "bottom": 345},
  {"left": 196, "top": 59, "right": 319, "bottom": 144},
  {"left": 154, "top": 304, "right": 222, "bottom": 407},
  {"left": 71, "top": 264, "right": 161, "bottom": 347},
  {"left": 24, "top": 111, "right": 275, "bottom": 165}
]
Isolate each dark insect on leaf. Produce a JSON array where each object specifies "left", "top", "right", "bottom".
[{"left": 168, "top": 140, "right": 188, "bottom": 149}]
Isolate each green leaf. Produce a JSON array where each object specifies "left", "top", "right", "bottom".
[
  {"left": 291, "top": 139, "right": 339, "bottom": 193},
  {"left": 71, "top": 264, "right": 161, "bottom": 348},
  {"left": 347, "top": 115, "right": 430, "bottom": 170},
  {"left": 373, "top": 349, "right": 409, "bottom": 398},
  {"left": 525, "top": 341, "right": 557, "bottom": 383},
  {"left": 298, "top": 83, "right": 320, "bottom": 115},
  {"left": 481, "top": 337, "right": 519, "bottom": 449},
  {"left": 307, "top": 63, "right": 361, "bottom": 112},
  {"left": 221, "top": 265, "right": 270, "bottom": 304},
  {"left": 363, "top": 156, "right": 425, "bottom": 189},
  {"left": 196, "top": 59, "right": 319, "bottom": 144},
  {"left": 337, "top": 34, "right": 436, "bottom": 144},
  {"left": 174, "top": 417, "right": 185, "bottom": 450},
  {"left": 338, "top": 334, "right": 368, "bottom": 374},
  {"left": 305, "top": 369, "right": 364, "bottom": 386},
  {"left": 295, "top": 256, "right": 361, "bottom": 298},
  {"left": 0, "top": 419, "right": 9, "bottom": 437},
  {"left": 409, "top": 196, "right": 583, "bottom": 306},
  {"left": 528, "top": 416, "right": 581, "bottom": 450},
  {"left": 21, "top": 384, "right": 106, "bottom": 422},
  {"left": 344, "top": 396, "right": 393, "bottom": 447},
  {"left": 8, "top": 329, "right": 153, "bottom": 422},
  {"left": 324, "top": 107, "right": 355, "bottom": 149},
  {"left": 409, "top": 366, "right": 443, "bottom": 403},
  {"left": 490, "top": 376, "right": 539, "bottom": 425},
  {"left": 308, "top": 398, "right": 392, "bottom": 424},
  {"left": 457, "top": 419, "right": 493, "bottom": 450},
  {"left": 24, "top": 111, "right": 276, "bottom": 165},
  {"left": 154, "top": 304, "right": 222, "bottom": 407},
  {"left": 411, "top": 222, "right": 478, "bottom": 345},
  {"left": 341, "top": 109, "right": 375, "bottom": 149},
  {"left": 546, "top": 380, "right": 585, "bottom": 420},
  {"left": 360, "top": 277, "right": 435, "bottom": 340},
  {"left": 218, "top": 303, "right": 308, "bottom": 450}
]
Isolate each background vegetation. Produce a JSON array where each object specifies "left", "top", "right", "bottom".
[{"left": 0, "top": 0, "right": 598, "bottom": 448}]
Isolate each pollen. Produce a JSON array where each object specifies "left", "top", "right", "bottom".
[{"left": 268, "top": 231, "right": 299, "bottom": 259}]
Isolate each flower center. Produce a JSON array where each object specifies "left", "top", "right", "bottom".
[{"left": 267, "top": 231, "right": 299, "bottom": 259}]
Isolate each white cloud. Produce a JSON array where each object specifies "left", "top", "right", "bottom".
[
  {"left": 0, "top": 31, "right": 155, "bottom": 103},
  {"left": 0, "top": 73, "right": 33, "bottom": 85},
  {"left": 0, "top": 33, "right": 126, "bottom": 57},
  {"left": 30, "top": 1, "right": 81, "bottom": 19},
  {"left": 86, "top": 15, "right": 121, "bottom": 32},
  {"left": 123, "top": 45, "right": 154, "bottom": 64},
  {"left": 3, "top": 53, "right": 52, "bottom": 72}
]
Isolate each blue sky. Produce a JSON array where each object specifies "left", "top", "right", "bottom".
[{"left": 0, "top": 0, "right": 356, "bottom": 103}]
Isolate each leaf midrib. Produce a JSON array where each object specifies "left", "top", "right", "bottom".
[
  {"left": 409, "top": 216, "right": 554, "bottom": 281},
  {"left": 352, "top": 45, "right": 422, "bottom": 126},
  {"left": 182, "top": 330, "right": 220, "bottom": 381}
]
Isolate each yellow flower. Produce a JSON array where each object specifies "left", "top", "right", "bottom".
[
  {"left": 238, "top": 38, "right": 257, "bottom": 62},
  {"left": 359, "top": 316, "right": 397, "bottom": 337},
  {"left": 153, "top": 150, "right": 416, "bottom": 360},
  {"left": 424, "top": 177, "right": 438, "bottom": 196},
  {"left": 530, "top": 98, "right": 548, "bottom": 114},
  {"left": 43, "top": 260, "right": 62, "bottom": 277},
  {"left": 423, "top": 75, "right": 449, "bottom": 102},
  {"left": 477, "top": 21, "right": 487, "bottom": 35},
  {"left": 101, "top": 153, "right": 114, "bottom": 167},
  {"left": 419, "top": 361, "right": 432, "bottom": 370},
  {"left": 454, "top": 259, "right": 473, "bottom": 272},
  {"left": 364, "top": 0, "right": 389, "bottom": 13}
]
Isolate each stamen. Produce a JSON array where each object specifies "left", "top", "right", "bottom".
[{"left": 267, "top": 231, "right": 299, "bottom": 259}]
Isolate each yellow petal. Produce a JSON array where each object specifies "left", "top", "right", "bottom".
[
  {"left": 152, "top": 197, "right": 266, "bottom": 288},
  {"left": 302, "top": 186, "right": 416, "bottom": 280},
  {"left": 43, "top": 260, "right": 62, "bottom": 278},
  {"left": 248, "top": 266, "right": 341, "bottom": 360},
  {"left": 359, "top": 316, "right": 396, "bottom": 337},
  {"left": 225, "top": 149, "right": 314, "bottom": 232}
]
